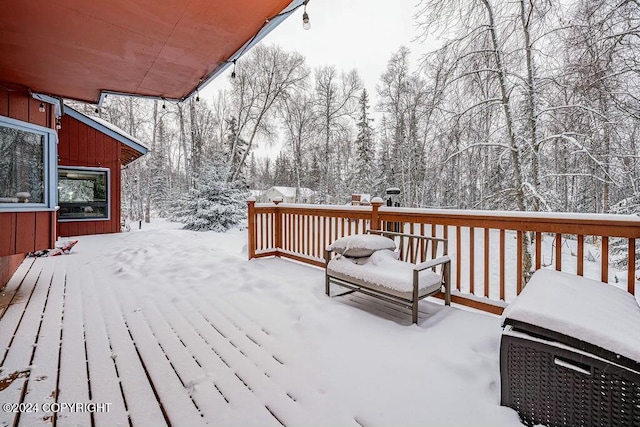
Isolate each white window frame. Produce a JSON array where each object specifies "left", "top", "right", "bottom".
[
  {"left": 0, "top": 115, "right": 58, "bottom": 212},
  {"left": 57, "top": 166, "right": 111, "bottom": 222}
]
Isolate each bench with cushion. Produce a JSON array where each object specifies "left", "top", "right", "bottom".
[{"left": 325, "top": 230, "right": 451, "bottom": 324}]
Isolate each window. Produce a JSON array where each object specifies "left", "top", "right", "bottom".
[
  {"left": 58, "top": 167, "right": 110, "bottom": 221},
  {"left": 0, "top": 115, "right": 57, "bottom": 211}
]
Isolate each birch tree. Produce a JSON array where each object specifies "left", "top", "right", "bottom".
[
  {"left": 228, "top": 44, "right": 308, "bottom": 181},
  {"left": 314, "top": 66, "right": 362, "bottom": 203},
  {"left": 280, "top": 85, "right": 318, "bottom": 200}
]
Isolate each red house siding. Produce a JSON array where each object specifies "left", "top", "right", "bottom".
[
  {"left": 57, "top": 114, "right": 122, "bottom": 237},
  {"left": 0, "top": 85, "right": 57, "bottom": 286}
]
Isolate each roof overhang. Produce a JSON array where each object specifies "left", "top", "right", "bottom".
[
  {"left": 0, "top": 0, "right": 304, "bottom": 104},
  {"left": 64, "top": 105, "right": 149, "bottom": 166}
]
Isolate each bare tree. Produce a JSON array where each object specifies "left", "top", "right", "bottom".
[
  {"left": 228, "top": 44, "right": 308, "bottom": 182},
  {"left": 280, "top": 82, "right": 318, "bottom": 200},
  {"left": 314, "top": 66, "right": 362, "bottom": 203}
]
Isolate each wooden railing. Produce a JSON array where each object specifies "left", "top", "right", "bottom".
[{"left": 247, "top": 199, "right": 640, "bottom": 314}]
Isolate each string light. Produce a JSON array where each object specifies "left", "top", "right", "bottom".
[
  {"left": 302, "top": 1, "right": 310, "bottom": 30},
  {"left": 39, "top": 102, "right": 45, "bottom": 113},
  {"left": 192, "top": 0, "right": 311, "bottom": 99}
]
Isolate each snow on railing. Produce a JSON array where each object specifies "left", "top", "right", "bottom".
[{"left": 247, "top": 199, "right": 640, "bottom": 314}]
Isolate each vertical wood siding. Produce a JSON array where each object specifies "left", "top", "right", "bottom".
[
  {"left": 0, "top": 85, "right": 56, "bottom": 284},
  {"left": 57, "top": 114, "right": 122, "bottom": 237}
]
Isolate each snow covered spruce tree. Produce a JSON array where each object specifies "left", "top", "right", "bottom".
[
  {"left": 168, "top": 160, "right": 248, "bottom": 232},
  {"left": 352, "top": 88, "right": 375, "bottom": 194}
]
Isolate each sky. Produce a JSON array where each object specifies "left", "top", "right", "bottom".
[
  {"left": 202, "top": 0, "right": 433, "bottom": 157},
  {"left": 264, "top": 0, "right": 425, "bottom": 97}
]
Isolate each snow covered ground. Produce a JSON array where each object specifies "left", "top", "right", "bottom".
[{"left": 26, "top": 218, "right": 523, "bottom": 426}]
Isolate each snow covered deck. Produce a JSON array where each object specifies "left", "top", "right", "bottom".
[{"left": 0, "top": 221, "right": 520, "bottom": 426}]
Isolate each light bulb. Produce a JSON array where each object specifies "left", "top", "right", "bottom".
[
  {"left": 302, "top": 11, "right": 310, "bottom": 30},
  {"left": 39, "top": 102, "right": 45, "bottom": 113}
]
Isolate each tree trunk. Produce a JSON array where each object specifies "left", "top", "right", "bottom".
[
  {"left": 177, "top": 103, "right": 190, "bottom": 189},
  {"left": 520, "top": 0, "right": 541, "bottom": 211},
  {"left": 482, "top": 0, "right": 532, "bottom": 281},
  {"left": 189, "top": 98, "right": 201, "bottom": 188}
]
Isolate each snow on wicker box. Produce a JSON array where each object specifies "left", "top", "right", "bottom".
[{"left": 501, "top": 269, "right": 640, "bottom": 363}]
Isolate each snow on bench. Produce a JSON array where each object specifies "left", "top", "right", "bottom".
[{"left": 325, "top": 231, "right": 451, "bottom": 324}]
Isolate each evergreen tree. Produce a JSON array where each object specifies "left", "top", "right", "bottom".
[
  {"left": 352, "top": 89, "right": 375, "bottom": 194},
  {"left": 373, "top": 116, "right": 393, "bottom": 198},
  {"left": 168, "top": 159, "right": 248, "bottom": 232},
  {"left": 149, "top": 120, "right": 170, "bottom": 215},
  {"left": 260, "top": 158, "right": 273, "bottom": 189},
  {"left": 247, "top": 153, "right": 258, "bottom": 189},
  {"left": 308, "top": 153, "right": 322, "bottom": 193},
  {"left": 273, "top": 152, "right": 292, "bottom": 186}
]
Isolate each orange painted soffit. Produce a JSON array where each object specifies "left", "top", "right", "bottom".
[{"left": 0, "top": 0, "right": 298, "bottom": 104}]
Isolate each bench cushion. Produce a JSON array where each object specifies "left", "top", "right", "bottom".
[
  {"left": 329, "top": 234, "right": 396, "bottom": 257},
  {"left": 327, "top": 249, "right": 442, "bottom": 300}
]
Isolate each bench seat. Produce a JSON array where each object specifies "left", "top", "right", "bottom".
[
  {"left": 327, "top": 251, "right": 443, "bottom": 300},
  {"left": 325, "top": 230, "right": 451, "bottom": 324}
]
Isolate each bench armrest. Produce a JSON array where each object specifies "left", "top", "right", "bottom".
[
  {"left": 413, "top": 256, "right": 451, "bottom": 272},
  {"left": 325, "top": 247, "right": 335, "bottom": 263}
]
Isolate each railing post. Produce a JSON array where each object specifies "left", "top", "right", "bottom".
[
  {"left": 370, "top": 197, "right": 384, "bottom": 230},
  {"left": 272, "top": 197, "right": 282, "bottom": 254},
  {"left": 247, "top": 197, "right": 256, "bottom": 260},
  {"left": 629, "top": 238, "right": 636, "bottom": 295}
]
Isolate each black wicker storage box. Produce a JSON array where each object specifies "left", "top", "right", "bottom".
[
  {"left": 500, "top": 270, "right": 640, "bottom": 427},
  {"left": 501, "top": 325, "right": 640, "bottom": 426}
]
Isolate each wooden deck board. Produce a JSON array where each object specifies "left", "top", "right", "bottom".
[
  {"left": 104, "top": 272, "right": 206, "bottom": 427},
  {"left": 0, "top": 258, "right": 43, "bottom": 365},
  {"left": 78, "top": 264, "right": 129, "bottom": 427},
  {"left": 57, "top": 260, "right": 92, "bottom": 427},
  {"left": 21, "top": 258, "right": 66, "bottom": 426},
  {"left": 183, "top": 293, "right": 311, "bottom": 427},
  {"left": 0, "top": 258, "right": 49, "bottom": 427},
  {"left": 91, "top": 264, "right": 167, "bottom": 427},
  {"left": 194, "top": 294, "right": 361, "bottom": 427},
  {"left": 161, "top": 296, "right": 281, "bottom": 427},
  {"left": 123, "top": 284, "right": 230, "bottom": 421},
  {"left": 147, "top": 293, "right": 260, "bottom": 411},
  {"left": 0, "top": 258, "right": 35, "bottom": 319},
  {"left": 0, "top": 251, "right": 361, "bottom": 427}
]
